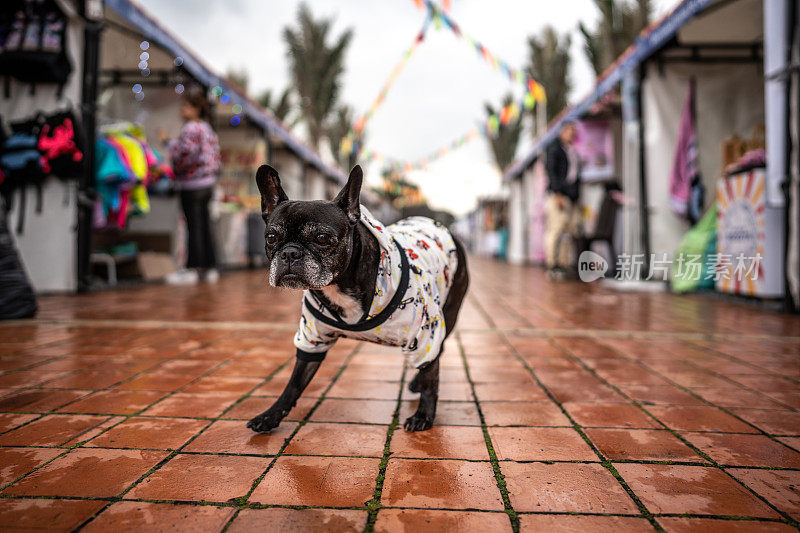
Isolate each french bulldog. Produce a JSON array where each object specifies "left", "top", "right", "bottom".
[{"left": 247, "top": 164, "right": 468, "bottom": 432}]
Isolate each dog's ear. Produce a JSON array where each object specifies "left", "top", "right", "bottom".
[
  {"left": 255, "top": 165, "right": 288, "bottom": 219},
  {"left": 334, "top": 165, "right": 363, "bottom": 224}
]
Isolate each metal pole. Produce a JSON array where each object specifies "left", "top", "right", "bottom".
[
  {"left": 77, "top": 2, "right": 103, "bottom": 293},
  {"left": 637, "top": 66, "right": 651, "bottom": 277}
]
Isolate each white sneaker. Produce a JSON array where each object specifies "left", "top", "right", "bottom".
[
  {"left": 204, "top": 269, "right": 219, "bottom": 283},
  {"left": 165, "top": 269, "right": 199, "bottom": 285}
]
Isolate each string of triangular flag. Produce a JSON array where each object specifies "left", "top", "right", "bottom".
[
  {"left": 346, "top": 0, "right": 546, "bottom": 174},
  {"left": 339, "top": 14, "right": 433, "bottom": 159}
]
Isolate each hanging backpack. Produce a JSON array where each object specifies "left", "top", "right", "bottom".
[
  {"left": 0, "top": 0, "right": 72, "bottom": 97},
  {"left": 0, "top": 116, "right": 48, "bottom": 234},
  {"left": 39, "top": 109, "right": 84, "bottom": 178}
]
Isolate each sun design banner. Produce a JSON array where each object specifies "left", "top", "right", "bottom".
[{"left": 716, "top": 169, "right": 773, "bottom": 296}]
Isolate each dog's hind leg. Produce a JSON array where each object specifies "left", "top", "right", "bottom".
[
  {"left": 403, "top": 357, "right": 439, "bottom": 431},
  {"left": 405, "top": 237, "right": 469, "bottom": 431},
  {"left": 247, "top": 358, "right": 321, "bottom": 433},
  {"left": 408, "top": 237, "right": 469, "bottom": 395}
]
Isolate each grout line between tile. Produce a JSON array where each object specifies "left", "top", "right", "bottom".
[
  {"left": 556, "top": 337, "right": 800, "bottom": 528},
  {"left": 218, "top": 344, "right": 362, "bottom": 531},
  {"left": 457, "top": 330, "right": 520, "bottom": 533},
  {"left": 468, "top": 296, "right": 665, "bottom": 533},
  {"left": 362, "top": 358, "right": 408, "bottom": 532}
]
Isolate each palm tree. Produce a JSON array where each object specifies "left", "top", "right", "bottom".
[
  {"left": 258, "top": 87, "right": 294, "bottom": 125},
  {"left": 579, "top": 0, "right": 652, "bottom": 77},
  {"left": 485, "top": 94, "right": 523, "bottom": 172},
  {"left": 526, "top": 25, "right": 572, "bottom": 124},
  {"left": 225, "top": 67, "right": 249, "bottom": 92},
  {"left": 326, "top": 105, "right": 361, "bottom": 170},
  {"left": 283, "top": 3, "right": 353, "bottom": 150}
]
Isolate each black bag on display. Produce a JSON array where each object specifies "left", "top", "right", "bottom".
[
  {"left": 0, "top": 0, "right": 72, "bottom": 97},
  {"left": 0, "top": 198, "right": 37, "bottom": 320},
  {"left": 0, "top": 116, "right": 47, "bottom": 234}
]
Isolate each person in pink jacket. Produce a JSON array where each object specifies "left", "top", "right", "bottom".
[{"left": 159, "top": 89, "right": 221, "bottom": 284}]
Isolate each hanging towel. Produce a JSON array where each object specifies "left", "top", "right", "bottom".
[{"left": 669, "top": 79, "right": 700, "bottom": 220}]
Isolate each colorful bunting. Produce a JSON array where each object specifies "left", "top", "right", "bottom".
[
  {"left": 416, "top": 1, "right": 547, "bottom": 105},
  {"left": 349, "top": 0, "right": 548, "bottom": 179},
  {"left": 340, "top": 14, "right": 433, "bottom": 157}
]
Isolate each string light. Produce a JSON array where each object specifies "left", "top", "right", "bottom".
[
  {"left": 139, "top": 41, "right": 149, "bottom": 50},
  {"left": 174, "top": 84, "right": 184, "bottom": 94}
]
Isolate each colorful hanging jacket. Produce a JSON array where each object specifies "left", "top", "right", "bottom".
[
  {"left": 94, "top": 127, "right": 172, "bottom": 229},
  {"left": 294, "top": 206, "right": 459, "bottom": 369},
  {"left": 167, "top": 120, "right": 220, "bottom": 190}
]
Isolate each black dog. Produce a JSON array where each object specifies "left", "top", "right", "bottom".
[{"left": 247, "top": 164, "right": 468, "bottom": 432}]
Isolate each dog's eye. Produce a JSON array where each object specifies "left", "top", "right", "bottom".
[
  {"left": 266, "top": 233, "right": 277, "bottom": 245},
  {"left": 315, "top": 233, "right": 333, "bottom": 246}
]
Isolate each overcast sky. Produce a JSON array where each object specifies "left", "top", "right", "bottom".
[{"left": 138, "top": 0, "right": 677, "bottom": 215}]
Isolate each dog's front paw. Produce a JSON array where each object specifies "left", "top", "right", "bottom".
[
  {"left": 403, "top": 411, "right": 434, "bottom": 431},
  {"left": 247, "top": 410, "right": 283, "bottom": 433}
]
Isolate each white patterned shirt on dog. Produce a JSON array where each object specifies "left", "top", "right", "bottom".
[{"left": 294, "top": 206, "right": 459, "bottom": 369}]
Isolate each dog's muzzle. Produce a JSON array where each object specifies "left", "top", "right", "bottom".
[{"left": 270, "top": 245, "right": 313, "bottom": 288}]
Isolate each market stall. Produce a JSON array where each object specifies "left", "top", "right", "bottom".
[
  {"left": 639, "top": 0, "right": 769, "bottom": 279},
  {"left": 0, "top": 0, "right": 87, "bottom": 293},
  {"left": 87, "top": 0, "right": 347, "bottom": 285},
  {"left": 503, "top": 0, "right": 798, "bottom": 308}
]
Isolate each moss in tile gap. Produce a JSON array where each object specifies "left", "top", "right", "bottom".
[
  {"left": 237, "top": 346, "right": 361, "bottom": 506},
  {"left": 529, "top": 332, "right": 796, "bottom": 530},
  {"left": 0, "top": 494, "right": 119, "bottom": 502},
  {"left": 491, "top": 332, "right": 656, "bottom": 532},
  {"left": 455, "top": 333, "right": 520, "bottom": 533},
  {"left": 220, "top": 508, "right": 242, "bottom": 533},
  {"left": 229, "top": 496, "right": 249, "bottom": 507},
  {"left": 363, "top": 364, "right": 407, "bottom": 533},
  {"left": 601, "top": 461, "right": 665, "bottom": 533},
  {"left": 480, "top": 425, "right": 519, "bottom": 531},
  {"left": 616, "top": 378, "right": 800, "bottom": 524},
  {"left": 660, "top": 513, "right": 795, "bottom": 525}
]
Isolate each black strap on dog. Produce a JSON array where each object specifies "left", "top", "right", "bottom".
[{"left": 303, "top": 237, "right": 410, "bottom": 332}]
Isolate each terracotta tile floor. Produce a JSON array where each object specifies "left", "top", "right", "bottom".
[{"left": 1, "top": 258, "right": 799, "bottom": 531}]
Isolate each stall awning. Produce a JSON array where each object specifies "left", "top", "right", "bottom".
[
  {"left": 503, "top": 0, "right": 714, "bottom": 182},
  {"left": 103, "top": 0, "right": 347, "bottom": 184}
]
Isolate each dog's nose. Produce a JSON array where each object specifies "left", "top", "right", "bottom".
[{"left": 280, "top": 246, "right": 303, "bottom": 263}]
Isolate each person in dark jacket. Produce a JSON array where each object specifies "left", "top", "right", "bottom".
[{"left": 544, "top": 122, "right": 582, "bottom": 275}]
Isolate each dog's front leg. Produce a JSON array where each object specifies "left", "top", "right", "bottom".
[
  {"left": 247, "top": 357, "right": 321, "bottom": 433},
  {"left": 403, "top": 358, "right": 439, "bottom": 431}
]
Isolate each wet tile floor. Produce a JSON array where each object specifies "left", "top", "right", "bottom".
[{"left": 0, "top": 257, "right": 798, "bottom": 531}]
